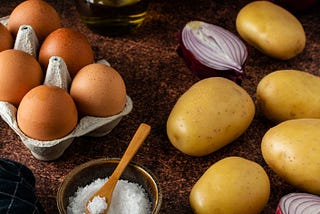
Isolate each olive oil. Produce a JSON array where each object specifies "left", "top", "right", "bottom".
[{"left": 75, "top": 0, "right": 149, "bottom": 36}]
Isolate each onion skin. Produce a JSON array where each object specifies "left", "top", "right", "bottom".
[
  {"left": 177, "top": 21, "right": 248, "bottom": 85},
  {"left": 276, "top": 192, "right": 320, "bottom": 214},
  {"left": 276, "top": 206, "right": 283, "bottom": 214}
]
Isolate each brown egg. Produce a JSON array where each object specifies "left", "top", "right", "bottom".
[
  {"left": 0, "top": 49, "right": 43, "bottom": 107},
  {"left": 70, "top": 63, "right": 127, "bottom": 117},
  {"left": 17, "top": 85, "right": 78, "bottom": 141},
  {"left": 0, "top": 24, "right": 14, "bottom": 52},
  {"left": 7, "top": 0, "right": 61, "bottom": 42},
  {"left": 38, "top": 28, "right": 94, "bottom": 78}
]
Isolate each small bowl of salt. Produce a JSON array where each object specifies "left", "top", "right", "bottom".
[{"left": 56, "top": 158, "right": 162, "bottom": 214}]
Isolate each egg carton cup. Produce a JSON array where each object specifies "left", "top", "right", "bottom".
[
  {"left": 0, "top": 16, "right": 9, "bottom": 26},
  {"left": 0, "top": 21, "right": 133, "bottom": 161}
]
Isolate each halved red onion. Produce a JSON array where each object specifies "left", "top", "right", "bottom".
[
  {"left": 276, "top": 192, "right": 320, "bottom": 214},
  {"left": 177, "top": 21, "right": 248, "bottom": 84}
]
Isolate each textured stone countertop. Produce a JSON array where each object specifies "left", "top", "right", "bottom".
[{"left": 0, "top": 0, "right": 319, "bottom": 213}]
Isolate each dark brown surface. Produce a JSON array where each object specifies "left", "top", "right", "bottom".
[{"left": 0, "top": 0, "right": 319, "bottom": 213}]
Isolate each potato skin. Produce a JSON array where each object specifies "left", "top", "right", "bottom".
[
  {"left": 236, "top": 1, "right": 305, "bottom": 60},
  {"left": 190, "top": 156, "right": 270, "bottom": 214},
  {"left": 256, "top": 70, "right": 320, "bottom": 123},
  {"left": 261, "top": 119, "right": 320, "bottom": 195},
  {"left": 166, "top": 77, "right": 255, "bottom": 156}
]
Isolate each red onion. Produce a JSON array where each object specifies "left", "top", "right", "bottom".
[
  {"left": 276, "top": 192, "right": 320, "bottom": 214},
  {"left": 177, "top": 21, "right": 248, "bottom": 84}
]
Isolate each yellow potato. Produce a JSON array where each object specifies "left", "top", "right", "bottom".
[
  {"left": 166, "top": 77, "right": 255, "bottom": 156},
  {"left": 236, "top": 1, "right": 305, "bottom": 60},
  {"left": 190, "top": 156, "right": 270, "bottom": 214},
  {"left": 256, "top": 70, "right": 320, "bottom": 123},
  {"left": 261, "top": 118, "right": 320, "bottom": 195}
]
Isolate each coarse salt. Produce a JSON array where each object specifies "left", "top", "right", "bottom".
[
  {"left": 67, "top": 177, "right": 151, "bottom": 214},
  {"left": 87, "top": 196, "right": 108, "bottom": 214}
]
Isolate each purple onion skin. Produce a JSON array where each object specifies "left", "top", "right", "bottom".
[
  {"left": 177, "top": 22, "right": 248, "bottom": 85},
  {"left": 276, "top": 204, "right": 283, "bottom": 214},
  {"left": 276, "top": 192, "right": 320, "bottom": 214}
]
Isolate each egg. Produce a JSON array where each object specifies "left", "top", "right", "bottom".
[
  {"left": 17, "top": 85, "right": 78, "bottom": 141},
  {"left": 0, "top": 49, "right": 43, "bottom": 107},
  {"left": 0, "top": 23, "right": 14, "bottom": 52},
  {"left": 7, "top": 0, "right": 61, "bottom": 42},
  {"left": 70, "top": 63, "right": 127, "bottom": 117},
  {"left": 38, "top": 27, "right": 94, "bottom": 78}
]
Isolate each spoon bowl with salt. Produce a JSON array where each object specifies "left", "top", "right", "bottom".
[{"left": 85, "top": 123, "right": 151, "bottom": 214}]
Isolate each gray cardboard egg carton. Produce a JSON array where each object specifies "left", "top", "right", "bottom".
[{"left": 0, "top": 17, "right": 133, "bottom": 161}]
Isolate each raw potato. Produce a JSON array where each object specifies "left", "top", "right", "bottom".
[
  {"left": 256, "top": 70, "right": 320, "bottom": 123},
  {"left": 190, "top": 156, "right": 270, "bottom": 214},
  {"left": 236, "top": 1, "right": 305, "bottom": 60},
  {"left": 166, "top": 77, "right": 255, "bottom": 156},
  {"left": 261, "top": 118, "right": 320, "bottom": 195}
]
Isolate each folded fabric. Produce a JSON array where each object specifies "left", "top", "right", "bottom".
[{"left": 0, "top": 158, "right": 44, "bottom": 214}]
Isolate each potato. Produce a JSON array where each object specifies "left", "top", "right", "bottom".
[
  {"left": 256, "top": 70, "right": 320, "bottom": 123},
  {"left": 261, "top": 118, "right": 320, "bottom": 195},
  {"left": 190, "top": 156, "right": 270, "bottom": 214},
  {"left": 236, "top": 1, "right": 305, "bottom": 60},
  {"left": 166, "top": 77, "right": 255, "bottom": 156}
]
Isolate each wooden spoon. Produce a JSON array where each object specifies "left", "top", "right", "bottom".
[{"left": 85, "top": 123, "right": 151, "bottom": 214}]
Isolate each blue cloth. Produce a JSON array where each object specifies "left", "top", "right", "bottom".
[{"left": 0, "top": 158, "right": 44, "bottom": 214}]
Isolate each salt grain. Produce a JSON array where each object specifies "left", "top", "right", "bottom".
[{"left": 67, "top": 177, "right": 151, "bottom": 214}]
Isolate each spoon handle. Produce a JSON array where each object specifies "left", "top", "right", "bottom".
[
  {"left": 109, "top": 123, "right": 151, "bottom": 182},
  {"left": 95, "top": 123, "right": 151, "bottom": 203}
]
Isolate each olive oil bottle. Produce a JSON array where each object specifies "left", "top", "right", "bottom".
[{"left": 75, "top": 0, "right": 150, "bottom": 36}]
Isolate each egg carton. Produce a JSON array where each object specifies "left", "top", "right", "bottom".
[{"left": 0, "top": 18, "right": 133, "bottom": 161}]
